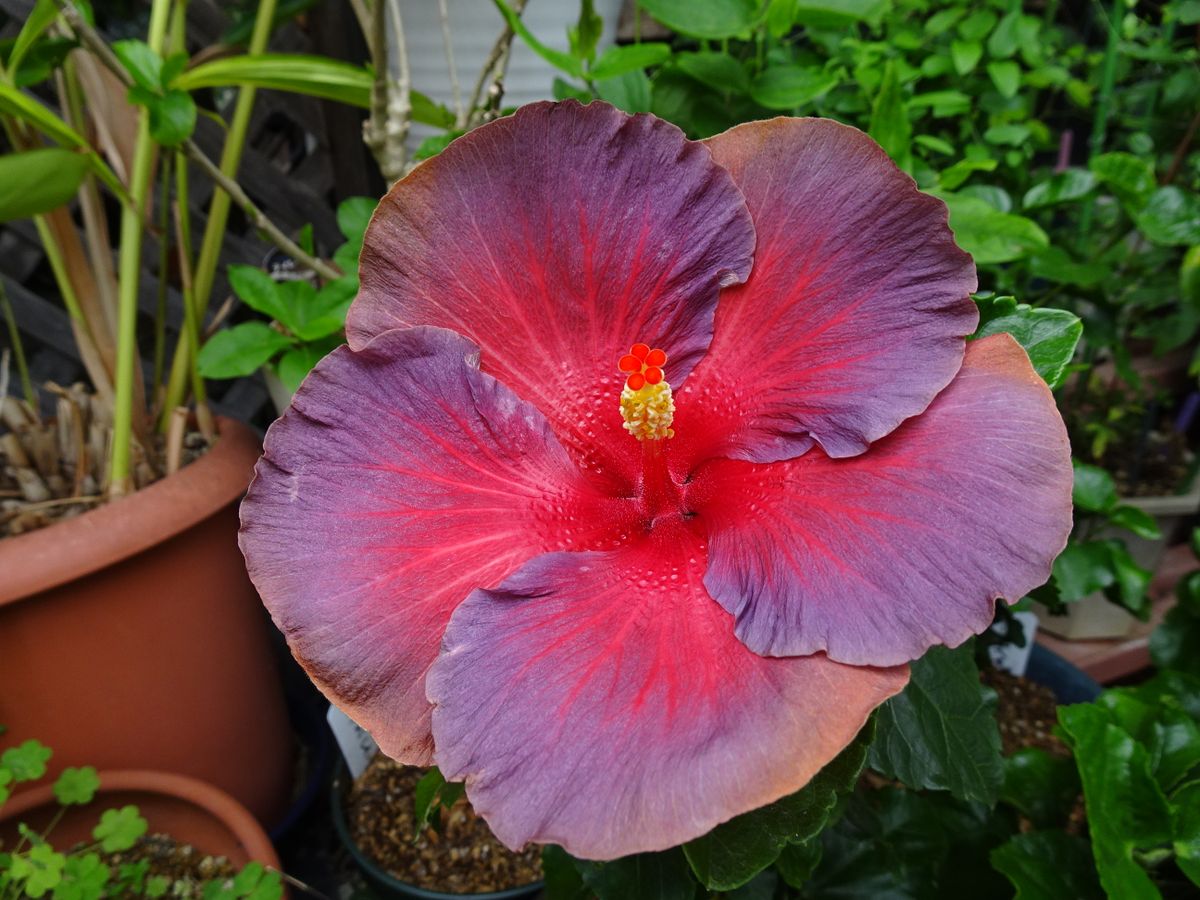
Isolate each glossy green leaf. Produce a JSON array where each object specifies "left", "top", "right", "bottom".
[
  {"left": 986, "top": 60, "right": 1021, "bottom": 98},
  {"left": 542, "top": 845, "right": 590, "bottom": 900},
  {"left": 1103, "top": 541, "right": 1152, "bottom": 618},
  {"left": 8, "top": 0, "right": 57, "bottom": 79},
  {"left": 492, "top": 0, "right": 583, "bottom": 77},
  {"left": 869, "top": 61, "right": 911, "bottom": 171},
  {"left": 972, "top": 297, "right": 1081, "bottom": 389},
  {"left": 1000, "top": 748, "right": 1081, "bottom": 828},
  {"left": 1071, "top": 460, "right": 1118, "bottom": 512},
  {"left": 53, "top": 767, "right": 100, "bottom": 806},
  {"left": 1029, "top": 246, "right": 1109, "bottom": 287},
  {"left": 596, "top": 69, "right": 653, "bottom": 113},
  {"left": 0, "top": 149, "right": 88, "bottom": 223},
  {"left": 749, "top": 65, "right": 838, "bottom": 110},
  {"left": 638, "top": 0, "right": 759, "bottom": 39},
  {"left": 990, "top": 831, "right": 1103, "bottom": 899},
  {"left": 674, "top": 52, "right": 751, "bottom": 94},
  {"left": 1150, "top": 604, "right": 1200, "bottom": 677},
  {"left": 869, "top": 643, "right": 1003, "bottom": 804},
  {"left": 112, "top": 39, "right": 162, "bottom": 91},
  {"left": 174, "top": 54, "right": 374, "bottom": 107},
  {"left": 576, "top": 848, "right": 697, "bottom": 900},
  {"left": 1023, "top": 169, "right": 1097, "bottom": 209},
  {"left": 1052, "top": 540, "right": 1115, "bottom": 601},
  {"left": 939, "top": 192, "right": 1048, "bottom": 263},
  {"left": 197, "top": 322, "right": 293, "bottom": 379},
  {"left": 591, "top": 43, "right": 671, "bottom": 80},
  {"left": 950, "top": 39, "right": 983, "bottom": 74},
  {"left": 1172, "top": 781, "right": 1200, "bottom": 886},
  {"left": 1107, "top": 505, "right": 1162, "bottom": 540},
  {"left": 1137, "top": 187, "right": 1200, "bottom": 246},
  {"left": 683, "top": 721, "right": 874, "bottom": 890},
  {"left": 146, "top": 89, "right": 196, "bottom": 146},
  {"left": 1059, "top": 703, "right": 1172, "bottom": 900},
  {"left": 1097, "top": 691, "right": 1200, "bottom": 792},
  {"left": 1090, "top": 152, "right": 1156, "bottom": 208}
]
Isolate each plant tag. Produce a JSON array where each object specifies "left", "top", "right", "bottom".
[
  {"left": 988, "top": 611, "right": 1039, "bottom": 677},
  {"left": 326, "top": 704, "right": 378, "bottom": 778}
]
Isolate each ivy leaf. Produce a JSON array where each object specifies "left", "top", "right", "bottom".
[
  {"left": 2, "top": 740, "right": 52, "bottom": 782},
  {"left": 683, "top": 720, "right": 875, "bottom": 890},
  {"left": 972, "top": 296, "right": 1081, "bottom": 389},
  {"left": 1059, "top": 704, "right": 1172, "bottom": 900},
  {"left": 53, "top": 767, "right": 100, "bottom": 806},
  {"left": 990, "top": 831, "right": 1103, "bottom": 899},
  {"left": 869, "top": 643, "right": 1004, "bottom": 805},
  {"left": 198, "top": 322, "right": 293, "bottom": 379},
  {"left": 575, "top": 848, "right": 697, "bottom": 900}
]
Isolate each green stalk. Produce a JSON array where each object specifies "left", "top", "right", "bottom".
[
  {"left": 153, "top": 152, "right": 173, "bottom": 404},
  {"left": 0, "top": 281, "right": 36, "bottom": 408},
  {"left": 174, "top": 149, "right": 214, "bottom": 440},
  {"left": 1078, "top": 0, "right": 1122, "bottom": 241},
  {"left": 159, "top": 0, "right": 278, "bottom": 429},
  {"left": 109, "top": 0, "right": 172, "bottom": 497}
]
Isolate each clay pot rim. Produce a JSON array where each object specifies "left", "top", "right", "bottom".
[
  {"left": 0, "top": 416, "right": 260, "bottom": 606},
  {"left": 0, "top": 768, "right": 281, "bottom": 871}
]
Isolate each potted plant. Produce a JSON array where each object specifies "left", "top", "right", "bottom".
[{"left": 0, "top": 736, "right": 285, "bottom": 898}]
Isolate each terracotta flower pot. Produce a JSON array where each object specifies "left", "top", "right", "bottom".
[
  {"left": 0, "top": 769, "right": 281, "bottom": 875},
  {"left": 0, "top": 417, "right": 292, "bottom": 825}
]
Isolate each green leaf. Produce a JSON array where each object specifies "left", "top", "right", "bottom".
[
  {"left": 1023, "top": 169, "right": 1097, "bottom": 210},
  {"left": 244, "top": 870, "right": 282, "bottom": 900},
  {"left": 591, "top": 44, "right": 671, "bottom": 80},
  {"left": 958, "top": 9, "right": 998, "bottom": 40},
  {"left": 774, "top": 840, "right": 821, "bottom": 888},
  {"left": 1173, "top": 781, "right": 1200, "bottom": 885},
  {"left": 542, "top": 845, "right": 590, "bottom": 900},
  {"left": 1072, "top": 460, "right": 1118, "bottom": 512},
  {"left": 336, "top": 196, "right": 375, "bottom": 245},
  {"left": 54, "top": 852, "right": 111, "bottom": 900},
  {"left": 227, "top": 265, "right": 289, "bottom": 323},
  {"left": 11, "top": 843, "right": 66, "bottom": 897},
  {"left": 750, "top": 65, "right": 838, "bottom": 110},
  {"left": 553, "top": 76, "right": 593, "bottom": 102},
  {"left": 576, "top": 848, "right": 696, "bottom": 900},
  {"left": 983, "top": 123, "right": 1030, "bottom": 146},
  {"left": 1107, "top": 505, "right": 1162, "bottom": 540},
  {"left": 282, "top": 277, "right": 354, "bottom": 341},
  {"left": 986, "top": 11, "right": 1022, "bottom": 58},
  {"left": 410, "top": 91, "right": 457, "bottom": 129},
  {"left": 1090, "top": 152, "right": 1156, "bottom": 209},
  {"left": 1137, "top": 187, "right": 1200, "bottom": 246},
  {"left": 1, "top": 739, "right": 52, "bottom": 782},
  {"left": 986, "top": 60, "right": 1021, "bottom": 98},
  {"left": 197, "top": 322, "right": 293, "bottom": 379},
  {"left": 160, "top": 51, "right": 189, "bottom": 88},
  {"left": 92, "top": 805, "right": 147, "bottom": 853},
  {"left": 413, "top": 768, "right": 447, "bottom": 833},
  {"left": 791, "top": 0, "right": 890, "bottom": 28},
  {"left": 146, "top": 89, "right": 196, "bottom": 146},
  {"left": 868, "top": 61, "right": 911, "bottom": 171},
  {"left": 1000, "top": 748, "right": 1082, "bottom": 828},
  {"left": 1103, "top": 541, "right": 1152, "bottom": 618},
  {"left": 638, "top": 0, "right": 760, "bottom": 39},
  {"left": 950, "top": 39, "right": 982, "bottom": 75},
  {"left": 972, "top": 297, "right": 1082, "bottom": 389},
  {"left": 938, "top": 192, "right": 1048, "bottom": 263},
  {"left": 990, "top": 831, "right": 1103, "bottom": 899},
  {"left": 8, "top": 0, "right": 58, "bottom": 80},
  {"left": 174, "top": 54, "right": 373, "bottom": 107},
  {"left": 568, "top": 0, "right": 603, "bottom": 61},
  {"left": 1150, "top": 604, "right": 1200, "bottom": 677},
  {"left": 1029, "top": 246, "right": 1109, "bottom": 287},
  {"left": 914, "top": 134, "right": 955, "bottom": 156},
  {"left": 53, "top": 767, "right": 99, "bottom": 806},
  {"left": 144, "top": 875, "right": 170, "bottom": 897},
  {"left": 112, "top": 40, "right": 162, "bottom": 92},
  {"left": 1052, "top": 540, "right": 1115, "bottom": 601},
  {"left": 674, "top": 52, "right": 751, "bottom": 94},
  {"left": 1097, "top": 691, "right": 1200, "bottom": 792},
  {"left": 275, "top": 343, "right": 327, "bottom": 392},
  {"left": 596, "top": 69, "right": 653, "bottom": 114},
  {"left": 491, "top": 0, "right": 583, "bottom": 77},
  {"left": 1059, "top": 703, "right": 1172, "bottom": 899},
  {"left": 0, "top": 149, "right": 88, "bottom": 223},
  {"left": 413, "top": 132, "right": 458, "bottom": 162},
  {"left": 231, "top": 861, "right": 264, "bottom": 894},
  {"left": 869, "top": 643, "right": 1004, "bottom": 804},
  {"left": 683, "top": 721, "right": 874, "bottom": 890},
  {"left": 937, "top": 157, "right": 997, "bottom": 191}
]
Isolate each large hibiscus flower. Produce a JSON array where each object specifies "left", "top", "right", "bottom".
[{"left": 240, "top": 100, "right": 1072, "bottom": 860}]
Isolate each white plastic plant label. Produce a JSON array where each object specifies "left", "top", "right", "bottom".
[
  {"left": 326, "top": 704, "right": 378, "bottom": 778},
  {"left": 988, "top": 610, "right": 1039, "bottom": 677}
]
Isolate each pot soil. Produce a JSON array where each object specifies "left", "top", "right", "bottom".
[
  {"left": 333, "top": 755, "right": 542, "bottom": 899},
  {"left": 0, "top": 770, "right": 282, "bottom": 892},
  {"left": 0, "top": 417, "right": 292, "bottom": 825}
]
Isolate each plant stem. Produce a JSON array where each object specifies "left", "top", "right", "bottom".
[
  {"left": 173, "top": 151, "right": 214, "bottom": 441},
  {"left": 461, "top": 0, "right": 528, "bottom": 129},
  {"left": 153, "top": 152, "right": 173, "bottom": 406},
  {"left": 108, "top": 0, "right": 172, "bottom": 497},
  {"left": 437, "top": 0, "right": 462, "bottom": 121},
  {"left": 0, "top": 282, "right": 36, "bottom": 408},
  {"left": 1079, "top": 0, "right": 1122, "bottom": 240}
]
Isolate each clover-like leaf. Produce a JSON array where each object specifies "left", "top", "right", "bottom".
[
  {"left": 92, "top": 805, "right": 147, "bottom": 853},
  {"left": 2, "top": 739, "right": 52, "bottom": 782},
  {"left": 869, "top": 642, "right": 1004, "bottom": 804},
  {"left": 144, "top": 875, "right": 170, "bottom": 897},
  {"left": 11, "top": 843, "right": 66, "bottom": 897},
  {"left": 53, "top": 852, "right": 111, "bottom": 900},
  {"left": 53, "top": 767, "right": 100, "bottom": 806}
]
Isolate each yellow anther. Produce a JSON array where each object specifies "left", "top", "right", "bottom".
[{"left": 620, "top": 381, "right": 675, "bottom": 442}]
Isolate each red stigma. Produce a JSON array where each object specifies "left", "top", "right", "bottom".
[{"left": 618, "top": 343, "right": 669, "bottom": 391}]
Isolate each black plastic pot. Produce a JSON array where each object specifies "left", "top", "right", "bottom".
[
  {"left": 1026, "top": 643, "right": 1102, "bottom": 704},
  {"left": 330, "top": 761, "right": 543, "bottom": 900}
]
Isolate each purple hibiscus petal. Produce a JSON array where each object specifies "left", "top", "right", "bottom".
[
  {"left": 239, "top": 327, "right": 625, "bottom": 764},
  {"left": 348, "top": 100, "right": 755, "bottom": 491},
  {"left": 691, "top": 334, "right": 1073, "bottom": 666},
  {"left": 427, "top": 521, "right": 907, "bottom": 860},
  {"left": 672, "top": 117, "right": 978, "bottom": 467}
]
